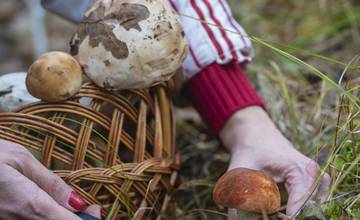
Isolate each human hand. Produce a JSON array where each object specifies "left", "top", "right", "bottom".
[
  {"left": 0, "top": 140, "right": 101, "bottom": 220},
  {"left": 219, "top": 106, "right": 331, "bottom": 218}
]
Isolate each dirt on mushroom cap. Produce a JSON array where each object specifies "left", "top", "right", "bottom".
[{"left": 70, "top": 0, "right": 188, "bottom": 90}]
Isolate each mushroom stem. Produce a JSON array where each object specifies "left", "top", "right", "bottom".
[{"left": 229, "top": 208, "right": 263, "bottom": 220}]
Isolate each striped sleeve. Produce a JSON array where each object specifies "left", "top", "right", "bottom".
[
  {"left": 169, "top": 0, "right": 253, "bottom": 77},
  {"left": 41, "top": 0, "right": 253, "bottom": 77}
]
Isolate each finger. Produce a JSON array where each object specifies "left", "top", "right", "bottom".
[
  {"left": 285, "top": 161, "right": 321, "bottom": 217},
  {"left": 84, "top": 205, "right": 102, "bottom": 219},
  {"left": 31, "top": 183, "right": 82, "bottom": 220},
  {"left": 315, "top": 173, "right": 331, "bottom": 203},
  {"left": 2, "top": 165, "right": 81, "bottom": 220},
  {"left": 26, "top": 157, "right": 87, "bottom": 212},
  {"left": 35, "top": 190, "right": 82, "bottom": 220},
  {"left": 285, "top": 184, "right": 311, "bottom": 217},
  {"left": 8, "top": 146, "right": 87, "bottom": 212}
]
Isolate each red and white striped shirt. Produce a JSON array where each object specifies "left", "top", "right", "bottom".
[
  {"left": 169, "top": 0, "right": 252, "bottom": 76},
  {"left": 42, "top": 0, "right": 253, "bottom": 77}
]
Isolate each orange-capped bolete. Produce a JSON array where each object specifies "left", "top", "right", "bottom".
[{"left": 213, "top": 168, "right": 281, "bottom": 219}]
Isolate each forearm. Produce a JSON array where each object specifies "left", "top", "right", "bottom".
[
  {"left": 173, "top": 0, "right": 265, "bottom": 135},
  {"left": 170, "top": 0, "right": 253, "bottom": 76}
]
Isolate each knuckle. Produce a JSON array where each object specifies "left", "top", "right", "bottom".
[
  {"left": 28, "top": 189, "right": 49, "bottom": 218},
  {"left": 4, "top": 148, "right": 36, "bottom": 175},
  {"left": 14, "top": 150, "right": 35, "bottom": 166},
  {"left": 302, "top": 160, "right": 322, "bottom": 181},
  {"left": 313, "top": 163, "right": 321, "bottom": 172},
  {"left": 291, "top": 159, "right": 321, "bottom": 179},
  {"left": 306, "top": 160, "right": 320, "bottom": 172},
  {"left": 46, "top": 174, "right": 66, "bottom": 197},
  {"left": 322, "top": 173, "right": 332, "bottom": 184},
  {"left": 31, "top": 190, "right": 69, "bottom": 219}
]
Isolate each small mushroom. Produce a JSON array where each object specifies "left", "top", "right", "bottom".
[
  {"left": 26, "top": 51, "right": 83, "bottom": 102},
  {"left": 70, "top": 0, "right": 188, "bottom": 90},
  {"left": 0, "top": 72, "right": 39, "bottom": 112},
  {"left": 213, "top": 168, "right": 281, "bottom": 219}
]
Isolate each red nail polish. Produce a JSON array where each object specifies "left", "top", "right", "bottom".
[{"left": 69, "top": 191, "right": 86, "bottom": 211}]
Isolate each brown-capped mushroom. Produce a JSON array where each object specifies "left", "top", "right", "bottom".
[
  {"left": 70, "top": 0, "right": 188, "bottom": 90},
  {"left": 213, "top": 168, "right": 281, "bottom": 219},
  {"left": 26, "top": 51, "right": 83, "bottom": 102}
]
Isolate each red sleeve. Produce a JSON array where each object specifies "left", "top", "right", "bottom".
[{"left": 183, "top": 62, "right": 266, "bottom": 135}]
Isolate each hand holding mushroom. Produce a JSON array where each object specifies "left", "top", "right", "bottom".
[
  {"left": 218, "top": 106, "right": 331, "bottom": 219},
  {"left": 24, "top": 1, "right": 331, "bottom": 220},
  {"left": 214, "top": 168, "right": 281, "bottom": 220}
]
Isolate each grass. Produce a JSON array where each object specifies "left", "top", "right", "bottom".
[
  {"left": 8, "top": 1, "right": 358, "bottom": 219},
  {"left": 166, "top": 0, "right": 360, "bottom": 219}
]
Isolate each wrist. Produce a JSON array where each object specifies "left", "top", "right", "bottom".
[
  {"left": 222, "top": 106, "right": 271, "bottom": 127},
  {"left": 219, "top": 106, "right": 276, "bottom": 153}
]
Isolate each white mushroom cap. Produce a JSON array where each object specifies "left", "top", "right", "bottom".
[
  {"left": 70, "top": 0, "right": 188, "bottom": 90},
  {"left": 0, "top": 72, "right": 39, "bottom": 112}
]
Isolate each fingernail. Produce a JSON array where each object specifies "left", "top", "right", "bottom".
[{"left": 69, "top": 191, "right": 86, "bottom": 211}]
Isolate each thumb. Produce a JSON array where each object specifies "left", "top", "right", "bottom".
[
  {"left": 11, "top": 149, "right": 87, "bottom": 212},
  {"left": 1, "top": 164, "right": 82, "bottom": 220}
]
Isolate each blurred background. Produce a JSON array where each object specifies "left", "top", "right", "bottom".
[
  {"left": 0, "top": 0, "right": 76, "bottom": 74},
  {"left": 0, "top": 0, "right": 359, "bottom": 219},
  {"left": 1, "top": 0, "right": 359, "bottom": 76}
]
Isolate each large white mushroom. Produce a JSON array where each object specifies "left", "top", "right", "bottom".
[
  {"left": 70, "top": 0, "right": 188, "bottom": 90},
  {"left": 0, "top": 72, "right": 39, "bottom": 112}
]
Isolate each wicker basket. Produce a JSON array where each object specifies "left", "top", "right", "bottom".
[{"left": 0, "top": 82, "right": 179, "bottom": 220}]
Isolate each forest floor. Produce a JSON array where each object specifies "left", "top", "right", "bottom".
[
  {"left": 168, "top": 1, "right": 360, "bottom": 219},
  {"left": 0, "top": 0, "right": 359, "bottom": 219}
]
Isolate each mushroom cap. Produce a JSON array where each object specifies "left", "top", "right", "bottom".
[
  {"left": 0, "top": 72, "right": 39, "bottom": 112},
  {"left": 70, "top": 0, "right": 188, "bottom": 90},
  {"left": 26, "top": 51, "right": 82, "bottom": 102},
  {"left": 213, "top": 168, "right": 281, "bottom": 214}
]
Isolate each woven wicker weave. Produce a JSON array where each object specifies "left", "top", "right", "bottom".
[{"left": 0, "top": 82, "right": 179, "bottom": 220}]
